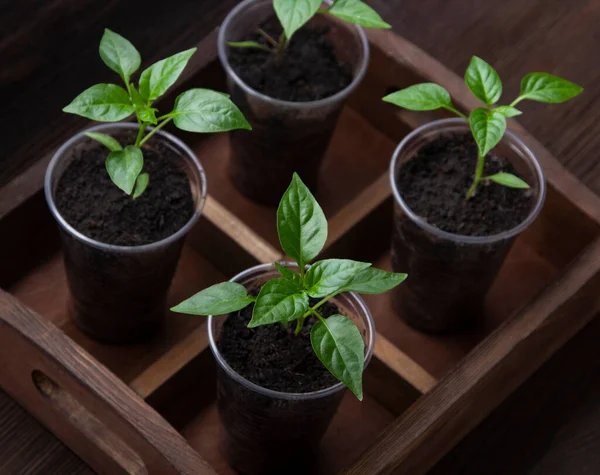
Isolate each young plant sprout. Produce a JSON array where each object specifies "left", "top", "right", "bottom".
[
  {"left": 64, "top": 29, "right": 250, "bottom": 198},
  {"left": 383, "top": 57, "right": 583, "bottom": 199},
  {"left": 228, "top": 0, "right": 390, "bottom": 62},
  {"left": 172, "top": 173, "right": 406, "bottom": 400}
]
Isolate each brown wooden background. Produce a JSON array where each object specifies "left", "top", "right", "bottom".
[{"left": 1, "top": 0, "right": 599, "bottom": 473}]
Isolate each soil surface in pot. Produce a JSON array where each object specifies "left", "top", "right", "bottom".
[
  {"left": 397, "top": 133, "right": 534, "bottom": 236},
  {"left": 218, "top": 293, "right": 340, "bottom": 393},
  {"left": 228, "top": 18, "right": 353, "bottom": 102},
  {"left": 55, "top": 135, "right": 194, "bottom": 246}
]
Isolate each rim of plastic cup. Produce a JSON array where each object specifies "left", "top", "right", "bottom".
[
  {"left": 208, "top": 262, "right": 375, "bottom": 400},
  {"left": 217, "top": 0, "right": 370, "bottom": 110},
  {"left": 389, "top": 118, "right": 547, "bottom": 244},
  {"left": 44, "top": 123, "right": 207, "bottom": 253}
]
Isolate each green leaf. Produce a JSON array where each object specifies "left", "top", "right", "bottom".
[
  {"left": 464, "top": 56, "right": 502, "bottom": 105},
  {"left": 133, "top": 173, "right": 149, "bottom": 199},
  {"left": 342, "top": 267, "right": 407, "bottom": 294},
  {"left": 130, "top": 86, "right": 157, "bottom": 124},
  {"left": 249, "top": 278, "right": 309, "bottom": 328},
  {"left": 305, "top": 259, "right": 371, "bottom": 298},
  {"left": 326, "top": 0, "right": 391, "bottom": 28},
  {"left": 383, "top": 83, "right": 453, "bottom": 111},
  {"left": 84, "top": 132, "right": 122, "bottom": 152},
  {"left": 171, "top": 282, "right": 255, "bottom": 315},
  {"left": 63, "top": 84, "right": 134, "bottom": 122},
  {"left": 311, "top": 315, "right": 365, "bottom": 400},
  {"left": 519, "top": 72, "right": 583, "bottom": 103},
  {"left": 99, "top": 29, "right": 141, "bottom": 83},
  {"left": 274, "top": 0, "right": 322, "bottom": 40},
  {"left": 494, "top": 105, "right": 522, "bottom": 118},
  {"left": 170, "top": 89, "right": 251, "bottom": 133},
  {"left": 105, "top": 145, "right": 143, "bottom": 195},
  {"left": 274, "top": 262, "right": 304, "bottom": 288},
  {"left": 139, "top": 48, "right": 197, "bottom": 101},
  {"left": 277, "top": 173, "right": 328, "bottom": 269},
  {"left": 485, "top": 172, "right": 530, "bottom": 189},
  {"left": 227, "top": 41, "right": 271, "bottom": 52},
  {"left": 469, "top": 108, "right": 506, "bottom": 157}
]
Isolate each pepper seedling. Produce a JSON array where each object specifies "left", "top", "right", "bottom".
[
  {"left": 228, "top": 0, "right": 390, "bottom": 63},
  {"left": 383, "top": 57, "right": 583, "bottom": 199},
  {"left": 172, "top": 173, "right": 406, "bottom": 400},
  {"left": 64, "top": 29, "right": 251, "bottom": 198}
]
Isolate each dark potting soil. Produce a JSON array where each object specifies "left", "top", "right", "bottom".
[
  {"left": 397, "top": 133, "right": 534, "bottom": 236},
  {"left": 228, "top": 19, "right": 353, "bottom": 102},
  {"left": 218, "top": 294, "right": 340, "bottom": 393},
  {"left": 55, "top": 133, "right": 194, "bottom": 246}
]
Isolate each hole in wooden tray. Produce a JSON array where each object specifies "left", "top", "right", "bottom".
[{"left": 32, "top": 370, "right": 147, "bottom": 475}]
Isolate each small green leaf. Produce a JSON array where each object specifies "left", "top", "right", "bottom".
[
  {"left": 227, "top": 41, "right": 272, "bottom": 52},
  {"left": 63, "top": 84, "right": 134, "bottom": 122},
  {"left": 326, "top": 0, "right": 391, "bottom": 28},
  {"left": 494, "top": 105, "right": 522, "bottom": 118},
  {"left": 171, "top": 282, "right": 255, "bottom": 315},
  {"left": 133, "top": 173, "right": 149, "bottom": 199},
  {"left": 464, "top": 56, "right": 502, "bottom": 105},
  {"left": 342, "top": 267, "right": 407, "bottom": 294},
  {"left": 274, "top": 0, "right": 322, "bottom": 40},
  {"left": 170, "top": 89, "right": 251, "bottom": 133},
  {"left": 130, "top": 86, "right": 157, "bottom": 124},
  {"left": 105, "top": 145, "right": 143, "bottom": 195},
  {"left": 485, "top": 172, "right": 530, "bottom": 189},
  {"left": 519, "top": 72, "right": 583, "bottom": 103},
  {"left": 469, "top": 108, "right": 506, "bottom": 157},
  {"left": 139, "top": 48, "right": 197, "bottom": 101},
  {"left": 311, "top": 315, "right": 365, "bottom": 400},
  {"left": 277, "top": 173, "right": 328, "bottom": 269},
  {"left": 274, "top": 262, "right": 304, "bottom": 288},
  {"left": 84, "top": 132, "right": 122, "bottom": 152},
  {"left": 305, "top": 259, "right": 371, "bottom": 298},
  {"left": 99, "top": 29, "right": 141, "bottom": 83},
  {"left": 249, "top": 278, "right": 309, "bottom": 328},
  {"left": 383, "top": 83, "right": 453, "bottom": 111}
]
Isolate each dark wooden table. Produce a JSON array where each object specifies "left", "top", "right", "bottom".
[{"left": 1, "top": 0, "right": 598, "bottom": 473}]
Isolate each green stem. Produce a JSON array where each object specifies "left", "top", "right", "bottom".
[
  {"left": 257, "top": 28, "right": 279, "bottom": 48},
  {"left": 138, "top": 117, "right": 173, "bottom": 147},
  {"left": 294, "top": 316, "right": 305, "bottom": 336},
  {"left": 466, "top": 153, "right": 485, "bottom": 200},
  {"left": 443, "top": 105, "right": 468, "bottom": 120},
  {"left": 310, "top": 308, "right": 326, "bottom": 324},
  {"left": 275, "top": 33, "right": 287, "bottom": 66},
  {"left": 510, "top": 96, "right": 525, "bottom": 108},
  {"left": 134, "top": 121, "right": 147, "bottom": 147}
]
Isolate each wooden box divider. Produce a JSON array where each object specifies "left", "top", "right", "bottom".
[{"left": 1, "top": 26, "right": 599, "bottom": 475}]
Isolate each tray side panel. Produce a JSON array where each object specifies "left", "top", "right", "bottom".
[
  {"left": 0, "top": 289, "right": 215, "bottom": 475},
  {"left": 344, "top": 237, "right": 600, "bottom": 475}
]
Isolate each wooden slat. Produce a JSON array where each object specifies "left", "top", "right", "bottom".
[
  {"left": 344, "top": 237, "right": 600, "bottom": 475},
  {"left": 0, "top": 289, "right": 216, "bottom": 475}
]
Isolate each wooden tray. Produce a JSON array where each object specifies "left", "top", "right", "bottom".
[{"left": 1, "top": 27, "right": 600, "bottom": 475}]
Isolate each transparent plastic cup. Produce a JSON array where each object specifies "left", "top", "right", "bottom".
[
  {"left": 45, "top": 124, "right": 207, "bottom": 344},
  {"left": 218, "top": 0, "right": 369, "bottom": 205},
  {"left": 209, "top": 262, "right": 375, "bottom": 474},
  {"left": 390, "top": 119, "right": 546, "bottom": 333}
]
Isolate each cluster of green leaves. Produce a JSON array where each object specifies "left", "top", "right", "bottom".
[
  {"left": 172, "top": 173, "right": 406, "bottom": 400},
  {"left": 383, "top": 56, "right": 583, "bottom": 199},
  {"left": 228, "top": 0, "right": 390, "bottom": 62},
  {"left": 64, "top": 29, "right": 250, "bottom": 197}
]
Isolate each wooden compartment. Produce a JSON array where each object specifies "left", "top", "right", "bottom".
[{"left": 1, "top": 27, "right": 600, "bottom": 475}]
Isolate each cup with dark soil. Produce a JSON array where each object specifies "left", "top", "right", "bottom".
[
  {"left": 218, "top": 0, "right": 369, "bottom": 205},
  {"left": 208, "top": 262, "right": 375, "bottom": 474},
  {"left": 390, "top": 118, "right": 546, "bottom": 333},
  {"left": 45, "top": 123, "right": 206, "bottom": 344}
]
